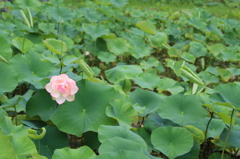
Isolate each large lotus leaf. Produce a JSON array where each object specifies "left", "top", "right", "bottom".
[
  {"left": 0, "top": 35, "right": 12, "bottom": 61},
  {"left": 157, "top": 77, "right": 184, "bottom": 95},
  {"left": 207, "top": 43, "right": 225, "bottom": 57},
  {"left": 158, "top": 95, "right": 208, "bottom": 126},
  {"left": 133, "top": 72, "right": 161, "bottom": 90},
  {"left": 38, "top": 23, "right": 56, "bottom": 34},
  {"left": 109, "top": 0, "right": 128, "bottom": 7},
  {"left": 99, "top": 136, "right": 146, "bottom": 154},
  {"left": 0, "top": 62, "right": 18, "bottom": 96},
  {"left": 136, "top": 21, "right": 156, "bottom": 34},
  {"left": 187, "top": 17, "right": 206, "bottom": 30},
  {"left": 82, "top": 8, "right": 102, "bottom": 23},
  {"left": 175, "top": 142, "right": 200, "bottom": 159},
  {"left": 180, "top": 52, "right": 196, "bottom": 63},
  {"left": 220, "top": 49, "right": 240, "bottom": 62},
  {"left": 210, "top": 83, "right": 240, "bottom": 109},
  {"left": 140, "top": 57, "right": 159, "bottom": 70},
  {"left": 144, "top": 112, "right": 179, "bottom": 132},
  {"left": 13, "top": 0, "right": 41, "bottom": 9},
  {"left": 129, "top": 45, "right": 151, "bottom": 59},
  {"left": 82, "top": 24, "right": 110, "bottom": 41},
  {"left": 106, "top": 99, "right": 138, "bottom": 129},
  {"left": 107, "top": 38, "right": 130, "bottom": 55},
  {"left": 217, "top": 68, "right": 232, "bottom": 82},
  {"left": 46, "top": 6, "right": 75, "bottom": 22},
  {"left": 204, "top": 118, "right": 225, "bottom": 138},
  {"left": 26, "top": 89, "right": 57, "bottom": 121},
  {"left": 188, "top": 41, "right": 207, "bottom": 57},
  {"left": 220, "top": 128, "right": 240, "bottom": 149},
  {"left": 149, "top": 32, "right": 168, "bottom": 48},
  {"left": 0, "top": 130, "right": 44, "bottom": 159},
  {"left": 98, "top": 51, "right": 116, "bottom": 64},
  {"left": 9, "top": 52, "right": 54, "bottom": 88},
  {"left": 151, "top": 126, "right": 194, "bottom": 159},
  {"left": 50, "top": 80, "right": 118, "bottom": 136},
  {"left": 43, "top": 38, "right": 67, "bottom": 56},
  {"left": 129, "top": 88, "right": 163, "bottom": 116},
  {"left": 105, "top": 65, "right": 142, "bottom": 83},
  {"left": 96, "top": 151, "right": 149, "bottom": 159},
  {"left": 0, "top": 108, "right": 28, "bottom": 138},
  {"left": 98, "top": 125, "right": 147, "bottom": 149},
  {"left": 12, "top": 37, "right": 33, "bottom": 54},
  {"left": 52, "top": 146, "right": 96, "bottom": 159},
  {"left": 198, "top": 71, "right": 219, "bottom": 85},
  {"left": 208, "top": 152, "right": 232, "bottom": 159},
  {"left": 32, "top": 126, "right": 68, "bottom": 158},
  {"left": 131, "top": 127, "right": 154, "bottom": 152}
]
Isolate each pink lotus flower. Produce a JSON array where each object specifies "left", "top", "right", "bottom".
[{"left": 45, "top": 74, "right": 79, "bottom": 104}]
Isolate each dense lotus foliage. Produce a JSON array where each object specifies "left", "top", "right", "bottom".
[{"left": 0, "top": 0, "right": 240, "bottom": 158}]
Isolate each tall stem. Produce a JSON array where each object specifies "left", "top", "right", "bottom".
[{"left": 221, "top": 108, "right": 235, "bottom": 159}]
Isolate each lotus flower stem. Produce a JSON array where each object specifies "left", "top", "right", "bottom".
[{"left": 221, "top": 108, "right": 235, "bottom": 159}]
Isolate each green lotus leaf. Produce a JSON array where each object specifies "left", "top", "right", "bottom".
[
  {"left": 216, "top": 68, "right": 232, "bottom": 82},
  {"left": 158, "top": 94, "right": 208, "bottom": 126},
  {"left": 208, "top": 152, "right": 232, "bottom": 159},
  {"left": 180, "top": 52, "right": 196, "bottom": 63},
  {"left": 52, "top": 146, "right": 96, "bottom": 159},
  {"left": 98, "top": 125, "right": 147, "bottom": 147},
  {"left": 130, "top": 88, "right": 163, "bottom": 116},
  {"left": 207, "top": 43, "right": 225, "bottom": 57},
  {"left": 0, "top": 130, "right": 42, "bottom": 159},
  {"left": 198, "top": 71, "right": 220, "bottom": 85},
  {"left": 220, "top": 128, "right": 240, "bottom": 149},
  {"left": 0, "top": 108, "right": 28, "bottom": 138},
  {"left": 12, "top": 37, "right": 33, "bottom": 54},
  {"left": 144, "top": 112, "right": 179, "bottom": 132},
  {"left": 97, "top": 51, "right": 116, "bottom": 64},
  {"left": 38, "top": 23, "right": 56, "bottom": 34},
  {"left": 187, "top": 17, "right": 206, "bottom": 30},
  {"left": 157, "top": 77, "right": 184, "bottom": 95},
  {"left": 129, "top": 45, "right": 151, "bottom": 59},
  {"left": 151, "top": 126, "right": 194, "bottom": 159},
  {"left": 109, "top": 0, "right": 129, "bottom": 7},
  {"left": 0, "top": 35, "right": 12, "bottom": 61},
  {"left": 46, "top": 6, "right": 75, "bottom": 22},
  {"left": 133, "top": 72, "right": 161, "bottom": 90},
  {"left": 210, "top": 83, "right": 240, "bottom": 109},
  {"left": 13, "top": 0, "right": 41, "bottom": 9},
  {"left": 105, "top": 65, "right": 142, "bottom": 83},
  {"left": 107, "top": 38, "right": 130, "bottom": 55},
  {"left": 136, "top": 21, "right": 156, "bottom": 34},
  {"left": 9, "top": 52, "right": 55, "bottom": 88},
  {"left": 99, "top": 136, "right": 146, "bottom": 154},
  {"left": 149, "top": 32, "right": 168, "bottom": 48},
  {"left": 0, "top": 62, "right": 18, "bottom": 96},
  {"left": 82, "top": 24, "right": 110, "bottom": 41},
  {"left": 96, "top": 150, "right": 149, "bottom": 159},
  {"left": 185, "top": 125, "right": 205, "bottom": 144},
  {"left": 106, "top": 99, "right": 138, "bottom": 129},
  {"left": 26, "top": 89, "right": 57, "bottom": 121},
  {"left": 175, "top": 142, "right": 200, "bottom": 159},
  {"left": 189, "top": 41, "right": 207, "bottom": 57},
  {"left": 32, "top": 126, "right": 68, "bottom": 158},
  {"left": 50, "top": 80, "right": 118, "bottom": 136},
  {"left": 140, "top": 57, "right": 159, "bottom": 70},
  {"left": 43, "top": 38, "right": 67, "bottom": 56}
]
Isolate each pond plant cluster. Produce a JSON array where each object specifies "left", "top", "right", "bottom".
[{"left": 0, "top": 0, "right": 240, "bottom": 158}]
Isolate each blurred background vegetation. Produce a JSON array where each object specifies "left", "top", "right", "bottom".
[{"left": 64, "top": 0, "right": 240, "bottom": 20}]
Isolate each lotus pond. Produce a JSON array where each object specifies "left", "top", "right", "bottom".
[{"left": 0, "top": 0, "right": 240, "bottom": 158}]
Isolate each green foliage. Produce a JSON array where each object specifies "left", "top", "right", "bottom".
[{"left": 0, "top": 0, "right": 240, "bottom": 158}]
